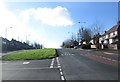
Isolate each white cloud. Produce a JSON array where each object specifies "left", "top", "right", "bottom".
[
  {"left": 0, "top": 3, "right": 73, "bottom": 48},
  {"left": 20, "top": 6, "right": 74, "bottom": 27},
  {"left": 0, "top": 2, "right": 40, "bottom": 43}
]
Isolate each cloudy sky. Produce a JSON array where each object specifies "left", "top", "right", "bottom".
[{"left": 0, "top": 1, "right": 118, "bottom": 48}]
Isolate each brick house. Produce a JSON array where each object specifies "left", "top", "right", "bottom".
[{"left": 99, "top": 21, "right": 120, "bottom": 50}]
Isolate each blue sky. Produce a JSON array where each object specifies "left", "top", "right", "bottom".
[{"left": 0, "top": 2, "right": 118, "bottom": 48}]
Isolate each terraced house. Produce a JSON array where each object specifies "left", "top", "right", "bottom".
[{"left": 99, "top": 21, "right": 120, "bottom": 50}]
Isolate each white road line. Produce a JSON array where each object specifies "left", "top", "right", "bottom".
[
  {"left": 60, "top": 72, "right": 63, "bottom": 75},
  {"left": 102, "top": 57, "right": 117, "bottom": 61},
  {"left": 112, "top": 60, "right": 117, "bottom": 62},
  {"left": 56, "top": 57, "right": 65, "bottom": 80},
  {"left": 56, "top": 57, "right": 61, "bottom": 68},
  {"left": 61, "top": 76, "right": 65, "bottom": 80},
  {"left": 59, "top": 68, "right": 62, "bottom": 71},
  {"left": 104, "top": 52, "right": 113, "bottom": 55},
  {"left": 50, "top": 58, "right": 55, "bottom": 68},
  {"left": 106, "top": 58, "right": 112, "bottom": 60},
  {"left": 56, "top": 57, "right": 60, "bottom": 65},
  {"left": 50, "top": 66, "right": 53, "bottom": 68},
  {"left": 23, "top": 62, "right": 30, "bottom": 64},
  {"left": 58, "top": 65, "right": 61, "bottom": 68}
]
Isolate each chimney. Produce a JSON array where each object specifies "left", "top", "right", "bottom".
[{"left": 105, "top": 31, "right": 107, "bottom": 33}]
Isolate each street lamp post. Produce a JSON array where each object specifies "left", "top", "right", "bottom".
[
  {"left": 5, "top": 27, "right": 12, "bottom": 52},
  {"left": 26, "top": 35, "right": 30, "bottom": 44},
  {"left": 5, "top": 27, "right": 12, "bottom": 39}
]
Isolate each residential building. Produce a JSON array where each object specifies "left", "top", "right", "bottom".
[{"left": 99, "top": 21, "right": 120, "bottom": 50}]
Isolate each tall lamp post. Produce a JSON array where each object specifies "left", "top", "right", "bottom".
[
  {"left": 5, "top": 27, "right": 12, "bottom": 52},
  {"left": 26, "top": 35, "right": 30, "bottom": 44},
  {"left": 5, "top": 27, "right": 12, "bottom": 39}
]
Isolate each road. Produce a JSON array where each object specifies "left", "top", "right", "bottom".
[
  {"left": 2, "top": 49, "right": 119, "bottom": 82},
  {"left": 57, "top": 49, "right": 118, "bottom": 80}
]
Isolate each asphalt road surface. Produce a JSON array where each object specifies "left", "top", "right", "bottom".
[{"left": 2, "top": 49, "right": 119, "bottom": 81}]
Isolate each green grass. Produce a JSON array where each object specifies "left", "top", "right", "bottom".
[{"left": 2, "top": 48, "right": 56, "bottom": 60}]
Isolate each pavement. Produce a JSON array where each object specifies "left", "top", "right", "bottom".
[{"left": 2, "top": 48, "right": 119, "bottom": 81}]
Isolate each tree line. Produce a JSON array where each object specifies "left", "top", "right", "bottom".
[
  {"left": 1, "top": 37, "right": 43, "bottom": 52},
  {"left": 61, "top": 20, "right": 104, "bottom": 49}
]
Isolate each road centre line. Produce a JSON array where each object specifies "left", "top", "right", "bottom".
[
  {"left": 59, "top": 68, "right": 62, "bottom": 71},
  {"left": 60, "top": 72, "right": 63, "bottom": 75},
  {"left": 56, "top": 57, "right": 60, "bottom": 65},
  {"left": 61, "top": 76, "right": 65, "bottom": 80},
  {"left": 56, "top": 57, "right": 65, "bottom": 80}
]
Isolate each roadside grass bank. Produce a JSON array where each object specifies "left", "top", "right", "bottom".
[{"left": 2, "top": 48, "right": 56, "bottom": 60}]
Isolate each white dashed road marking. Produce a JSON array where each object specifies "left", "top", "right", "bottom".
[
  {"left": 59, "top": 68, "right": 62, "bottom": 71},
  {"left": 60, "top": 72, "right": 63, "bottom": 75},
  {"left": 50, "top": 58, "right": 55, "bottom": 68},
  {"left": 56, "top": 57, "right": 65, "bottom": 80},
  {"left": 23, "top": 62, "right": 30, "bottom": 64},
  {"left": 61, "top": 76, "right": 65, "bottom": 80}
]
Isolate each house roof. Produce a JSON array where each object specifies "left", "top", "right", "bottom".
[{"left": 102, "top": 25, "right": 118, "bottom": 36}]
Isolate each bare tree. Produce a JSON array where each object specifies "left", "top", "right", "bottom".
[
  {"left": 91, "top": 20, "right": 105, "bottom": 36},
  {"left": 90, "top": 20, "right": 104, "bottom": 49},
  {"left": 77, "top": 28, "right": 92, "bottom": 44}
]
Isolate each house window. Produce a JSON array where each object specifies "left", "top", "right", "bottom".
[
  {"left": 114, "top": 31, "right": 117, "bottom": 35},
  {"left": 106, "top": 35, "right": 108, "bottom": 39},
  {"left": 110, "top": 32, "right": 113, "bottom": 36},
  {"left": 104, "top": 40, "right": 109, "bottom": 44},
  {"left": 109, "top": 39, "right": 113, "bottom": 44}
]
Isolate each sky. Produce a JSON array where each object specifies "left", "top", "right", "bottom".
[{"left": 0, "top": 1, "right": 119, "bottom": 48}]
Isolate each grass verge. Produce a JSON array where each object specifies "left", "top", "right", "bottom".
[{"left": 2, "top": 48, "right": 56, "bottom": 60}]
